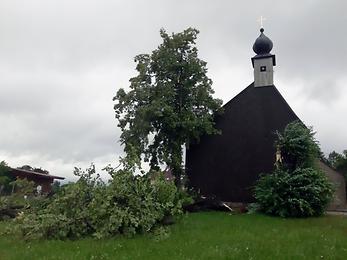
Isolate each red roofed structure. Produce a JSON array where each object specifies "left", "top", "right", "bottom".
[{"left": 10, "top": 167, "right": 65, "bottom": 193}]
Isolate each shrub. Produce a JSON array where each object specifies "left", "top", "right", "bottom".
[
  {"left": 0, "top": 179, "right": 48, "bottom": 220},
  {"left": 254, "top": 121, "right": 334, "bottom": 217},
  {"left": 254, "top": 168, "right": 333, "bottom": 217},
  {"left": 16, "top": 165, "right": 186, "bottom": 240},
  {"left": 0, "top": 196, "right": 20, "bottom": 220},
  {"left": 0, "top": 161, "right": 15, "bottom": 195},
  {"left": 275, "top": 121, "right": 320, "bottom": 170},
  {"left": 10, "top": 178, "right": 36, "bottom": 196}
]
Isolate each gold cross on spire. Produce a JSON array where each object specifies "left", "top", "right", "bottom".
[{"left": 257, "top": 16, "right": 267, "bottom": 29}]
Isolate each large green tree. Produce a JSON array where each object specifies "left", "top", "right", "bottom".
[{"left": 114, "top": 28, "right": 222, "bottom": 187}]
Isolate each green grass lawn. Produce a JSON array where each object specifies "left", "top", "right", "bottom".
[{"left": 0, "top": 212, "right": 347, "bottom": 259}]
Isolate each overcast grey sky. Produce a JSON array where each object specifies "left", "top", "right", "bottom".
[{"left": 1, "top": 0, "right": 346, "bottom": 180}]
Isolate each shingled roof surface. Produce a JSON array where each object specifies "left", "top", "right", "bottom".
[{"left": 186, "top": 83, "right": 299, "bottom": 202}]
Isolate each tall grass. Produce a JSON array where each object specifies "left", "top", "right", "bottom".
[{"left": 1, "top": 212, "right": 346, "bottom": 259}]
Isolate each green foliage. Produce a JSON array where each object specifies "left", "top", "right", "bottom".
[
  {"left": 51, "top": 180, "right": 61, "bottom": 194},
  {"left": 255, "top": 168, "right": 333, "bottom": 217},
  {"left": 16, "top": 165, "right": 186, "bottom": 240},
  {"left": 255, "top": 121, "right": 333, "bottom": 217},
  {"left": 114, "top": 28, "right": 222, "bottom": 186},
  {"left": 0, "top": 196, "right": 22, "bottom": 220},
  {"left": 275, "top": 121, "right": 320, "bottom": 170},
  {"left": 326, "top": 150, "right": 347, "bottom": 198},
  {"left": 327, "top": 150, "right": 347, "bottom": 177},
  {"left": 10, "top": 178, "right": 36, "bottom": 196},
  {"left": 0, "top": 161, "right": 15, "bottom": 195},
  {"left": 0, "top": 178, "right": 48, "bottom": 220}
]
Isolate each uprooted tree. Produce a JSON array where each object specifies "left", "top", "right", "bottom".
[{"left": 114, "top": 28, "right": 222, "bottom": 187}]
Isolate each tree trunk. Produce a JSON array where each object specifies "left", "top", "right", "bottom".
[{"left": 170, "top": 142, "right": 183, "bottom": 189}]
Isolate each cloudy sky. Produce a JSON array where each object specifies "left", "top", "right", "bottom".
[{"left": 1, "top": 0, "right": 346, "bottom": 181}]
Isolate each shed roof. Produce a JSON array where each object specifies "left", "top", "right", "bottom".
[{"left": 10, "top": 168, "right": 65, "bottom": 180}]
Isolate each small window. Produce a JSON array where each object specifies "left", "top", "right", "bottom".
[{"left": 260, "top": 66, "right": 266, "bottom": 72}]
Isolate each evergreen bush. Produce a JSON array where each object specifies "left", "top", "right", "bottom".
[
  {"left": 254, "top": 121, "right": 333, "bottom": 217},
  {"left": 255, "top": 168, "right": 333, "bottom": 217}
]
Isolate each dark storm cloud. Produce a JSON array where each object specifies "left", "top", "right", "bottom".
[{"left": 1, "top": 0, "right": 346, "bottom": 179}]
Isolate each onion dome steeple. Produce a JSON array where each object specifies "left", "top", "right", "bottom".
[
  {"left": 253, "top": 28, "right": 273, "bottom": 55},
  {"left": 251, "top": 27, "right": 276, "bottom": 87}
]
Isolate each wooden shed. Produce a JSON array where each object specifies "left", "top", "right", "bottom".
[{"left": 10, "top": 167, "right": 65, "bottom": 193}]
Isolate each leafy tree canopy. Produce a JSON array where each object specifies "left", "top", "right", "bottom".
[
  {"left": 114, "top": 28, "right": 222, "bottom": 186},
  {"left": 0, "top": 161, "right": 15, "bottom": 195},
  {"left": 275, "top": 120, "right": 320, "bottom": 171}
]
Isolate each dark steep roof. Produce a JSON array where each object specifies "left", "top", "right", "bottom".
[{"left": 186, "top": 83, "right": 299, "bottom": 202}]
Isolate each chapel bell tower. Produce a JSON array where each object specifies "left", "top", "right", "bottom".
[{"left": 251, "top": 28, "right": 276, "bottom": 87}]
